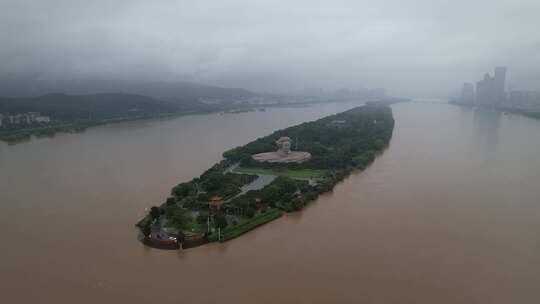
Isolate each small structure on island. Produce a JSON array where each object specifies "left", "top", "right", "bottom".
[
  {"left": 149, "top": 232, "right": 178, "bottom": 246},
  {"left": 252, "top": 136, "right": 311, "bottom": 163},
  {"left": 209, "top": 196, "right": 224, "bottom": 208}
]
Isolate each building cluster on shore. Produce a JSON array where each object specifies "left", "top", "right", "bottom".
[
  {"left": 455, "top": 67, "right": 540, "bottom": 111},
  {"left": 0, "top": 112, "right": 51, "bottom": 128}
]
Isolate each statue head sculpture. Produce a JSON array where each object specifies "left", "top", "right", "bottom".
[
  {"left": 276, "top": 136, "right": 291, "bottom": 155},
  {"left": 252, "top": 135, "right": 311, "bottom": 163}
]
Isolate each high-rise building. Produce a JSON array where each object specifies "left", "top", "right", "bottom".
[
  {"left": 494, "top": 67, "right": 507, "bottom": 105},
  {"left": 460, "top": 83, "right": 475, "bottom": 104},
  {"left": 509, "top": 90, "right": 540, "bottom": 110},
  {"left": 475, "top": 67, "right": 506, "bottom": 106},
  {"left": 463, "top": 66, "right": 540, "bottom": 111},
  {"left": 476, "top": 73, "right": 493, "bottom": 105}
]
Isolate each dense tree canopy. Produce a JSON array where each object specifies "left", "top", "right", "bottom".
[
  {"left": 139, "top": 105, "right": 395, "bottom": 243},
  {"left": 223, "top": 106, "right": 394, "bottom": 170}
]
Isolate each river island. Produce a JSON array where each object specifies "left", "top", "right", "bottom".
[{"left": 137, "top": 105, "right": 395, "bottom": 249}]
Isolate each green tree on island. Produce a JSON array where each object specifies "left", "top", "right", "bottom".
[
  {"left": 214, "top": 213, "right": 228, "bottom": 229},
  {"left": 150, "top": 206, "right": 161, "bottom": 221},
  {"left": 138, "top": 105, "right": 395, "bottom": 246},
  {"left": 167, "top": 208, "right": 191, "bottom": 230}
]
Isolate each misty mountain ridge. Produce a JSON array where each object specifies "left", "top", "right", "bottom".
[
  {"left": 0, "top": 93, "right": 192, "bottom": 121},
  {"left": 0, "top": 77, "right": 259, "bottom": 105},
  {"left": 129, "top": 81, "right": 257, "bottom": 103}
]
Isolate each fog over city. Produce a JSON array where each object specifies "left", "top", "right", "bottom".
[{"left": 2, "top": 0, "right": 540, "bottom": 96}]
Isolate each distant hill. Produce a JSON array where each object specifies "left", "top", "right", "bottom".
[
  {"left": 126, "top": 82, "right": 257, "bottom": 104},
  {"left": 0, "top": 77, "right": 259, "bottom": 106},
  {"left": 0, "top": 93, "right": 188, "bottom": 121}
]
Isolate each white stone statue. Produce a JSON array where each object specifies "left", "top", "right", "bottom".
[
  {"left": 252, "top": 136, "right": 311, "bottom": 163},
  {"left": 276, "top": 137, "right": 291, "bottom": 156}
]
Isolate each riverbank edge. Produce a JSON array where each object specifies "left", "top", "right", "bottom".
[
  {"left": 0, "top": 97, "right": 406, "bottom": 145},
  {"left": 0, "top": 111, "right": 204, "bottom": 144},
  {"left": 449, "top": 102, "right": 540, "bottom": 120}
]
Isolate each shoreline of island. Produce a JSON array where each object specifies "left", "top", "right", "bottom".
[
  {"left": 0, "top": 97, "right": 405, "bottom": 145},
  {"left": 136, "top": 104, "right": 395, "bottom": 249}
]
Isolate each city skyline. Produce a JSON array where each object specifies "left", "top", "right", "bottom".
[{"left": 456, "top": 66, "right": 540, "bottom": 111}]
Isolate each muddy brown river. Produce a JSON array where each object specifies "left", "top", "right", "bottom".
[{"left": 1, "top": 101, "right": 539, "bottom": 303}]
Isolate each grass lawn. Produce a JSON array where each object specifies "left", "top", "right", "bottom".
[{"left": 234, "top": 166, "right": 323, "bottom": 178}]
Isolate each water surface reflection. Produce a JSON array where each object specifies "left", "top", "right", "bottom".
[{"left": 1, "top": 101, "right": 540, "bottom": 304}]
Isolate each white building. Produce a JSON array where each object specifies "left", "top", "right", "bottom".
[
  {"left": 509, "top": 91, "right": 540, "bottom": 110},
  {"left": 35, "top": 116, "right": 51, "bottom": 123},
  {"left": 1, "top": 112, "right": 51, "bottom": 125}
]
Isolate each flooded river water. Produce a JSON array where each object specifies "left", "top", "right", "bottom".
[{"left": 1, "top": 101, "right": 539, "bottom": 303}]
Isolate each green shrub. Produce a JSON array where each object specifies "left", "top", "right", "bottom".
[
  {"left": 166, "top": 196, "right": 177, "bottom": 206},
  {"left": 220, "top": 209, "right": 282, "bottom": 241}
]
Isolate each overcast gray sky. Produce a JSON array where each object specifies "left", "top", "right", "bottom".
[{"left": 1, "top": 0, "right": 539, "bottom": 96}]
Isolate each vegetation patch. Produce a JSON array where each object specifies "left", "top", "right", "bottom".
[
  {"left": 219, "top": 209, "right": 283, "bottom": 241},
  {"left": 137, "top": 105, "right": 395, "bottom": 248},
  {"left": 234, "top": 166, "right": 323, "bottom": 178}
]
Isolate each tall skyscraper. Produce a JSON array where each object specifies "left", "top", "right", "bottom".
[
  {"left": 475, "top": 67, "right": 507, "bottom": 106},
  {"left": 460, "top": 83, "right": 475, "bottom": 104},
  {"left": 476, "top": 73, "right": 493, "bottom": 105},
  {"left": 494, "top": 67, "right": 507, "bottom": 105}
]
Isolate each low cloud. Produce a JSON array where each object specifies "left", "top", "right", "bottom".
[{"left": 1, "top": 0, "right": 540, "bottom": 96}]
